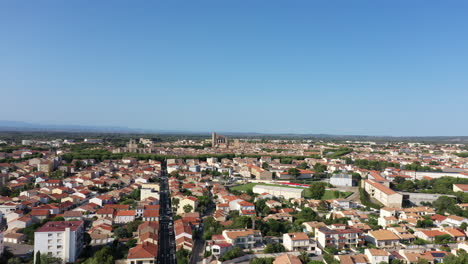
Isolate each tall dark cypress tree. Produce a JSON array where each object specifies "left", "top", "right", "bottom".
[{"left": 35, "top": 251, "right": 41, "bottom": 264}]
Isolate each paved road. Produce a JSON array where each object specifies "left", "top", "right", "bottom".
[
  {"left": 190, "top": 186, "right": 216, "bottom": 264},
  {"left": 158, "top": 173, "right": 176, "bottom": 264}
]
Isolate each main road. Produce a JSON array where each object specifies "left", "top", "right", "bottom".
[{"left": 158, "top": 171, "right": 176, "bottom": 264}]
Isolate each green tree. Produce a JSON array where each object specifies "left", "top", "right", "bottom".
[
  {"left": 183, "top": 204, "right": 194, "bottom": 213},
  {"left": 298, "top": 162, "right": 309, "bottom": 170},
  {"left": 84, "top": 246, "right": 115, "bottom": 264},
  {"left": 39, "top": 254, "right": 62, "bottom": 264},
  {"left": 35, "top": 251, "right": 41, "bottom": 264},
  {"left": 460, "top": 222, "right": 468, "bottom": 230},
  {"left": 263, "top": 243, "right": 286, "bottom": 253},
  {"left": 307, "top": 182, "right": 326, "bottom": 200},
  {"left": 313, "top": 163, "right": 327, "bottom": 173},
  {"left": 433, "top": 196, "right": 458, "bottom": 214},
  {"left": 298, "top": 251, "right": 310, "bottom": 264},
  {"left": 434, "top": 234, "right": 452, "bottom": 244},
  {"left": 443, "top": 249, "right": 467, "bottom": 264},
  {"left": 7, "top": 258, "right": 22, "bottom": 264},
  {"left": 416, "top": 218, "right": 434, "bottom": 228},
  {"left": 288, "top": 168, "right": 301, "bottom": 178},
  {"left": 220, "top": 247, "right": 244, "bottom": 261},
  {"left": 250, "top": 258, "right": 274, "bottom": 264}
]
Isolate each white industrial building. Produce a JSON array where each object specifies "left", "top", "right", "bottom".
[
  {"left": 330, "top": 174, "right": 353, "bottom": 187},
  {"left": 252, "top": 184, "right": 303, "bottom": 199}
]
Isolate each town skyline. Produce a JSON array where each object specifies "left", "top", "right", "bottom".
[{"left": 1, "top": 120, "right": 468, "bottom": 138}]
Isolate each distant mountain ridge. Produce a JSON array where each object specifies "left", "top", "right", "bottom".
[{"left": 0, "top": 120, "right": 467, "bottom": 143}]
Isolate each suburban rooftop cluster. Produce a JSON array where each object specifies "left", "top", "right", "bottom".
[{"left": 0, "top": 134, "right": 467, "bottom": 264}]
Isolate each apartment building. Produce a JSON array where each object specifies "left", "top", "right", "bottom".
[
  {"left": 366, "top": 230, "right": 400, "bottom": 248},
  {"left": 316, "top": 226, "right": 364, "bottom": 249},
  {"left": 363, "top": 179, "right": 403, "bottom": 208},
  {"left": 247, "top": 164, "right": 273, "bottom": 180},
  {"left": 282, "top": 232, "right": 316, "bottom": 252},
  {"left": 222, "top": 229, "right": 262, "bottom": 249},
  {"left": 34, "top": 221, "right": 84, "bottom": 263}
]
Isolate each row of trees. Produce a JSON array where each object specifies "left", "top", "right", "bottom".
[{"left": 351, "top": 159, "right": 399, "bottom": 171}]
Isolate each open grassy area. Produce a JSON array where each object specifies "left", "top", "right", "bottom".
[
  {"left": 230, "top": 183, "right": 258, "bottom": 192},
  {"left": 230, "top": 183, "right": 353, "bottom": 200}
]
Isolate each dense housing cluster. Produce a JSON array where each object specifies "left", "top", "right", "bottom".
[{"left": 0, "top": 134, "right": 467, "bottom": 264}]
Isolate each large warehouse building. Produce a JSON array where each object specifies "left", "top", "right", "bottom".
[{"left": 252, "top": 184, "right": 304, "bottom": 200}]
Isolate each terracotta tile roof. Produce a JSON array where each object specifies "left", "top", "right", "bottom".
[
  {"left": 274, "top": 254, "right": 302, "bottom": 264},
  {"left": 365, "top": 179, "right": 397, "bottom": 195},
  {"left": 369, "top": 230, "right": 400, "bottom": 240},
  {"left": 115, "top": 210, "right": 135, "bottom": 217},
  {"left": 431, "top": 214, "right": 447, "bottom": 222},
  {"left": 338, "top": 254, "right": 368, "bottom": 264},
  {"left": 36, "top": 221, "right": 83, "bottom": 232},
  {"left": 453, "top": 184, "right": 468, "bottom": 192},
  {"left": 443, "top": 228, "right": 465, "bottom": 237},
  {"left": 238, "top": 201, "right": 254, "bottom": 206},
  {"left": 223, "top": 229, "right": 260, "bottom": 239},
  {"left": 30, "top": 209, "right": 50, "bottom": 216},
  {"left": 367, "top": 248, "right": 389, "bottom": 256},
  {"left": 420, "top": 230, "right": 447, "bottom": 238},
  {"left": 286, "top": 232, "right": 309, "bottom": 241},
  {"left": 143, "top": 210, "right": 160, "bottom": 218},
  {"left": 127, "top": 241, "right": 158, "bottom": 259}
]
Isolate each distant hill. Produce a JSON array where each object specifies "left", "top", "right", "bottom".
[{"left": 0, "top": 120, "right": 466, "bottom": 143}]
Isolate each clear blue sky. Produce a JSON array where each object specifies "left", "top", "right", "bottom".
[{"left": 1, "top": 1, "right": 467, "bottom": 136}]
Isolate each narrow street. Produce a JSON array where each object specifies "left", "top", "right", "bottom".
[
  {"left": 158, "top": 171, "right": 176, "bottom": 264},
  {"left": 190, "top": 184, "right": 215, "bottom": 264}
]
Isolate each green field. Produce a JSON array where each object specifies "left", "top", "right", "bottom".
[
  {"left": 230, "top": 183, "right": 353, "bottom": 200},
  {"left": 230, "top": 183, "right": 258, "bottom": 192}
]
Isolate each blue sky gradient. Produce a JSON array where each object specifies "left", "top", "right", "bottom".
[{"left": 1, "top": 1, "right": 467, "bottom": 136}]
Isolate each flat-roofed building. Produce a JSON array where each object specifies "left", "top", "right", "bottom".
[
  {"left": 34, "top": 221, "right": 84, "bottom": 263},
  {"left": 330, "top": 174, "right": 353, "bottom": 187},
  {"left": 252, "top": 185, "right": 303, "bottom": 200},
  {"left": 316, "top": 226, "right": 364, "bottom": 249}
]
